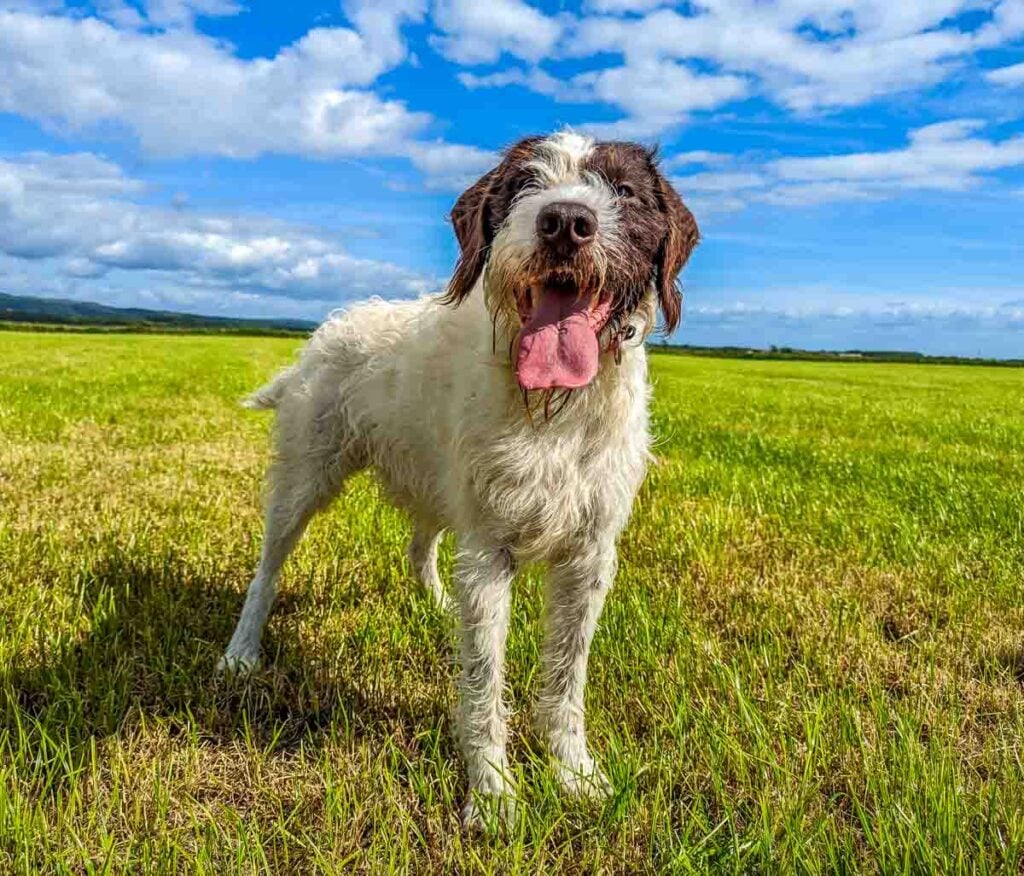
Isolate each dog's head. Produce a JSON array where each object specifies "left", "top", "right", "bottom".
[{"left": 442, "top": 131, "right": 699, "bottom": 392}]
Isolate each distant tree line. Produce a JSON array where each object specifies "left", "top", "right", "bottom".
[
  {"left": 650, "top": 342, "right": 1024, "bottom": 368},
  {"left": 3, "top": 291, "right": 1020, "bottom": 364}
]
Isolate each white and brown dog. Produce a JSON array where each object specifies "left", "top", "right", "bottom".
[{"left": 219, "top": 130, "right": 699, "bottom": 827}]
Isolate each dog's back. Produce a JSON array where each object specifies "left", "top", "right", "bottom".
[{"left": 248, "top": 294, "right": 495, "bottom": 524}]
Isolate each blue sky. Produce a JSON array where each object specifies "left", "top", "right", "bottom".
[{"left": 1, "top": 1, "right": 1023, "bottom": 356}]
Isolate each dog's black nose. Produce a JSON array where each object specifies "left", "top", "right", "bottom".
[{"left": 536, "top": 202, "right": 597, "bottom": 253}]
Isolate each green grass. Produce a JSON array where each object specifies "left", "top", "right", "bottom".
[{"left": 2, "top": 330, "right": 1024, "bottom": 873}]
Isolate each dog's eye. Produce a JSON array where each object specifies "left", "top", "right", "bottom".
[{"left": 615, "top": 183, "right": 635, "bottom": 200}]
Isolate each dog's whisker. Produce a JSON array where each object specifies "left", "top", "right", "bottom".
[{"left": 521, "top": 386, "right": 535, "bottom": 427}]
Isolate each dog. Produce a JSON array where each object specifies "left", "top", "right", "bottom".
[{"left": 218, "top": 130, "right": 699, "bottom": 827}]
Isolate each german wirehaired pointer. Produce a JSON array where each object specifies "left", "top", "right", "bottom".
[{"left": 218, "top": 131, "right": 699, "bottom": 827}]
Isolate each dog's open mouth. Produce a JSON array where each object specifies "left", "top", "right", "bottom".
[{"left": 514, "top": 274, "right": 612, "bottom": 392}]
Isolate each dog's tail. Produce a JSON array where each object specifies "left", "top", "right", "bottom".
[{"left": 242, "top": 365, "right": 297, "bottom": 410}]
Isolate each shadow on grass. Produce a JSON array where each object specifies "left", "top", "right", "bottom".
[{"left": 0, "top": 546, "right": 456, "bottom": 781}]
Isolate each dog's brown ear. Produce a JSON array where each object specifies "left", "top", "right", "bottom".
[
  {"left": 442, "top": 168, "right": 497, "bottom": 305},
  {"left": 442, "top": 136, "right": 541, "bottom": 306},
  {"left": 652, "top": 169, "right": 699, "bottom": 334}
]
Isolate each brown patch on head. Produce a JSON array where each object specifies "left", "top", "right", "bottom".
[
  {"left": 652, "top": 157, "right": 700, "bottom": 333},
  {"left": 441, "top": 136, "right": 541, "bottom": 306},
  {"left": 582, "top": 142, "right": 699, "bottom": 335}
]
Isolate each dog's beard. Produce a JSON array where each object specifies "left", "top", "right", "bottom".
[{"left": 486, "top": 243, "right": 616, "bottom": 392}]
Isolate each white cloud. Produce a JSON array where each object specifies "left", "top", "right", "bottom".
[
  {"left": 0, "top": 10, "right": 432, "bottom": 159},
  {"left": 405, "top": 141, "right": 498, "bottom": 191},
  {"left": 346, "top": 0, "right": 428, "bottom": 61},
  {"left": 673, "top": 119, "right": 1024, "bottom": 212},
  {"left": 0, "top": 4, "right": 486, "bottom": 191},
  {"left": 140, "top": 0, "right": 242, "bottom": 28},
  {"left": 0, "top": 151, "right": 437, "bottom": 305},
  {"left": 664, "top": 150, "right": 731, "bottom": 168},
  {"left": 986, "top": 61, "right": 1024, "bottom": 86},
  {"left": 458, "top": 67, "right": 567, "bottom": 97},
  {"left": 0, "top": 151, "right": 145, "bottom": 197},
  {"left": 461, "top": 58, "right": 748, "bottom": 140},
  {"left": 583, "top": 0, "right": 670, "bottom": 12},
  {"left": 4, "top": 2, "right": 1019, "bottom": 178},
  {"left": 573, "top": 60, "right": 749, "bottom": 139},
  {"left": 754, "top": 181, "right": 878, "bottom": 206},
  {"left": 0, "top": 0, "right": 61, "bottom": 10},
  {"left": 430, "top": 0, "right": 563, "bottom": 64},
  {"left": 771, "top": 119, "right": 1024, "bottom": 190},
  {"left": 459, "top": 2, "right": 1024, "bottom": 137},
  {"left": 674, "top": 171, "right": 767, "bottom": 194},
  {"left": 976, "top": 0, "right": 1024, "bottom": 46},
  {"left": 567, "top": 3, "right": 993, "bottom": 113}
]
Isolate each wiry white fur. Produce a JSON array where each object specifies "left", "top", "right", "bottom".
[
  {"left": 529, "top": 130, "right": 595, "bottom": 185},
  {"left": 487, "top": 180, "right": 620, "bottom": 322},
  {"left": 219, "top": 131, "right": 656, "bottom": 828}
]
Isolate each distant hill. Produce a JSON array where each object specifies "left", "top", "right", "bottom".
[
  {"left": 0, "top": 292, "right": 316, "bottom": 335},
  {"left": 3, "top": 292, "right": 1020, "bottom": 366}
]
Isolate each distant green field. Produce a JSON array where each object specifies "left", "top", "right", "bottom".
[{"left": 2, "top": 330, "right": 1024, "bottom": 873}]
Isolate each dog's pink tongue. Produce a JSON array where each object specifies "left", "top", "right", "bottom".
[{"left": 516, "top": 288, "right": 608, "bottom": 391}]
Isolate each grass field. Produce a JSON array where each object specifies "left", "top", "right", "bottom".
[{"left": 2, "top": 330, "right": 1024, "bottom": 873}]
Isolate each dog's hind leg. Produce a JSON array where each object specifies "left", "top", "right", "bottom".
[
  {"left": 408, "top": 522, "right": 453, "bottom": 612},
  {"left": 218, "top": 448, "right": 352, "bottom": 676}
]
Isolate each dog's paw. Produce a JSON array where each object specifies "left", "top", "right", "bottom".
[
  {"left": 460, "top": 760, "right": 517, "bottom": 831},
  {"left": 554, "top": 759, "right": 612, "bottom": 800},
  {"left": 216, "top": 650, "right": 260, "bottom": 677},
  {"left": 461, "top": 789, "right": 517, "bottom": 832}
]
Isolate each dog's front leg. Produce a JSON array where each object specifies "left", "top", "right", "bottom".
[
  {"left": 536, "top": 546, "right": 616, "bottom": 799},
  {"left": 453, "top": 537, "right": 517, "bottom": 828}
]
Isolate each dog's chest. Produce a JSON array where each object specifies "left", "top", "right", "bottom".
[{"left": 464, "top": 390, "right": 650, "bottom": 555}]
